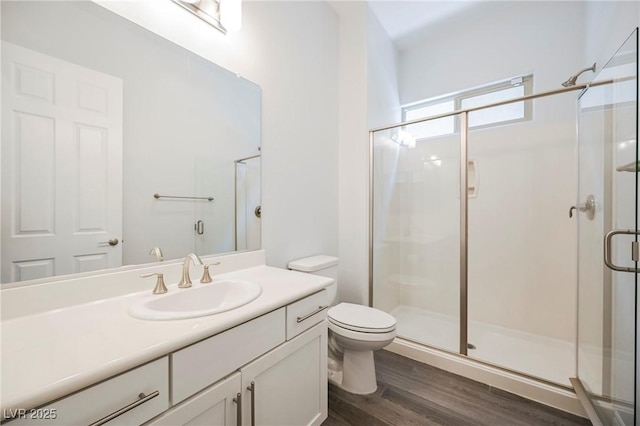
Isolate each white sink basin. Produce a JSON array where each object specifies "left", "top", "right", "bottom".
[{"left": 129, "top": 279, "right": 262, "bottom": 320}]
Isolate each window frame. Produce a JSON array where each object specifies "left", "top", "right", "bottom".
[{"left": 402, "top": 75, "right": 534, "bottom": 139}]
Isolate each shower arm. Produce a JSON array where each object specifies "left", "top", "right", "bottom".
[{"left": 561, "top": 63, "right": 596, "bottom": 87}]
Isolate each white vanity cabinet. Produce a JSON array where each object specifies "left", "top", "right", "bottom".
[
  {"left": 148, "top": 321, "right": 327, "bottom": 426},
  {"left": 148, "top": 291, "right": 328, "bottom": 426},
  {"left": 3, "top": 288, "right": 328, "bottom": 426}
]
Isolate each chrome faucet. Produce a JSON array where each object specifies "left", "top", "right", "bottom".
[
  {"left": 178, "top": 253, "right": 203, "bottom": 288},
  {"left": 149, "top": 246, "right": 163, "bottom": 262}
]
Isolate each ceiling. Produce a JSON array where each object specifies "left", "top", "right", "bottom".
[{"left": 367, "top": 0, "right": 485, "bottom": 46}]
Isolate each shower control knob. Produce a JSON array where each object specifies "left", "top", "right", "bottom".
[{"left": 569, "top": 195, "right": 596, "bottom": 220}]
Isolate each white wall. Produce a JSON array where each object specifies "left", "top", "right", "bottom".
[
  {"left": 331, "top": 1, "right": 369, "bottom": 305},
  {"left": 330, "top": 2, "right": 400, "bottom": 305},
  {"left": 366, "top": 9, "right": 401, "bottom": 130},
  {"left": 584, "top": 1, "right": 639, "bottom": 72},
  {"left": 399, "top": 2, "right": 592, "bottom": 102},
  {"left": 93, "top": 0, "right": 340, "bottom": 270}
]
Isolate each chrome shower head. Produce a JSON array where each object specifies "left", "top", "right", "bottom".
[{"left": 562, "top": 63, "right": 596, "bottom": 87}]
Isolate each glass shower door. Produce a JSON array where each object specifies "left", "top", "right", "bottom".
[
  {"left": 371, "top": 117, "right": 461, "bottom": 354},
  {"left": 574, "top": 29, "right": 637, "bottom": 426},
  {"left": 235, "top": 155, "right": 261, "bottom": 251}
]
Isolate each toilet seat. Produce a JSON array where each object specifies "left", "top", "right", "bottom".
[
  {"left": 327, "top": 303, "right": 396, "bottom": 333},
  {"left": 328, "top": 320, "right": 396, "bottom": 343}
]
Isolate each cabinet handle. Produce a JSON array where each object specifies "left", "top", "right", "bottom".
[
  {"left": 247, "top": 381, "right": 255, "bottom": 426},
  {"left": 88, "top": 390, "right": 159, "bottom": 426},
  {"left": 296, "top": 305, "right": 328, "bottom": 323},
  {"left": 233, "top": 392, "right": 242, "bottom": 426}
]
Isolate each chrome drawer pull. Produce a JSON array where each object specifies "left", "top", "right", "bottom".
[
  {"left": 296, "top": 305, "right": 328, "bottom": 323},
  {"left": 88, "top": 390, "right": 159, "bottom": 426}
]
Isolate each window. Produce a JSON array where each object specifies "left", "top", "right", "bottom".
[{"left": 402, "top": 75, "right": 533, "bottom": 140}]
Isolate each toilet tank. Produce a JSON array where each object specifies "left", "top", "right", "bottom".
[{"left": 288, "top": 255, "right": 338, "bottom": 304}]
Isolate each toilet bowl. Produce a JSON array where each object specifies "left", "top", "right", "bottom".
[
  {"left": 326, "top": 302, "right": 396, "bottom": 394},
  {"left": 288, "top": 256, "right": 397, "bottom": 395}
]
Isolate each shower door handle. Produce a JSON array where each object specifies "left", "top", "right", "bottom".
[
  {"left": 604, "top": 229, "right": 639, "bottom": 273},
  {"left": 195, "top": 220, "right": 204, "bottom": 235}
]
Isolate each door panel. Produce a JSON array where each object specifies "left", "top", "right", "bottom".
[
  {"left": 576, "top": 29, "right": 637, "bottom": 426},
  {"left": 1, "top": 42, "right": 123, "bottom": 282},
  {"left": 371, "top": 118, "right": 462, "bottom": 354}
]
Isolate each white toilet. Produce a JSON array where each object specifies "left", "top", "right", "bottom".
[{"left": 288, "top": 255, "right": 396, "bottom": 395}]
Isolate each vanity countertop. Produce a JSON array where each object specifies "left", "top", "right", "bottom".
[{"left": 0, "top": 265, "right": 332, "bottom": 413}]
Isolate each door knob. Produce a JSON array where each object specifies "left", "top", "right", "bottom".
[
  {"left": 569, "top": 195, "right": 596, "bottom": 220},
  {"left": 99, "top": 238, "right": 119, "bottom": 246}
]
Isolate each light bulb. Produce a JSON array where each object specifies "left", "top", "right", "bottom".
[{"left": 220, "top": 0, "right": 242, "bottom": 32}]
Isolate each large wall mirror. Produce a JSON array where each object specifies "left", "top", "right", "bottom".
[{"left": 1, "top": 1, "right": 261, "bottom": 284}]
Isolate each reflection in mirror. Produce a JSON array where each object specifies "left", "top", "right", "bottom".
[
  {"left": 233, "top": 155, "right": 261, "bottom": 252},
  {"left": 1, "top": 1, "right": 261, "bottom": 284}
]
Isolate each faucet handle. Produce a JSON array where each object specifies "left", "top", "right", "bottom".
[
  {"left": 200, "top": 262, "right": 220, "bottom": 284},
  {"left": 140, "top": 272, "right": 168, "bottom": 294}
]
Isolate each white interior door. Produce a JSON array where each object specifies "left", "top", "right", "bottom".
[{"left": 1, "top": 42, "right": 123, "bottom": 283}]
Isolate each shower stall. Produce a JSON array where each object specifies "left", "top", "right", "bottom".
[
  {"left": 370, "top": 30, "right": 637, "bottom": 425},
  {"left": 235, "top": 154, "right": 261, "bottom": 251}
]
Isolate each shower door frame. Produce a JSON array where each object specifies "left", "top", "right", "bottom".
[
  {"left": 234, "top": 154, "right": 261, "bottom": 251},
  {"left": 369, "top": 79, "right": 617, "bottom": 364}
]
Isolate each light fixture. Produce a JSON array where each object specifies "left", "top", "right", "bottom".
[
  {"left": 172, "top": 0, "right": 243, "bottom": 34},
  {"left": 220, "top": 0, "right": 242, "bottom": 32}
]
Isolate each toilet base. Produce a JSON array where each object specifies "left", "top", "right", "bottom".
[{"left": 327, "top": 349, "right": 378, "bottom": 395}]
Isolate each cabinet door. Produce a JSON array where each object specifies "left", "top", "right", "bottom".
[
  {"left": 240, "top": 321, "right": 327, "bottom": 426},
  {"left": 146, "top": 373, "right": 241, "bottom": 426}
]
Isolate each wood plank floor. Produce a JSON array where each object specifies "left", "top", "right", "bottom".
[{"left": 323, "top": 350, "right": 592, "bottom": 426}]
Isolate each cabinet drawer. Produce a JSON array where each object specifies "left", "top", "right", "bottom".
[
  {"left": 171, "top": 308, "right": 285, "bottom": 404},
  {"left": 10, "top": 357, "right": 169, "bottom": 426},
  {"left": 286, "top": 290, "right": 328, "bottom": 340}
]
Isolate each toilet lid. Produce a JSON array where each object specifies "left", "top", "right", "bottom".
[{"left": 327, "top": 303, "right": 396, "bottom": 333}]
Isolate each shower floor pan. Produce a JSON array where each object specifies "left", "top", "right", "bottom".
[{"left": 390, "top": 305, "right": 575, "bottom": 386}]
